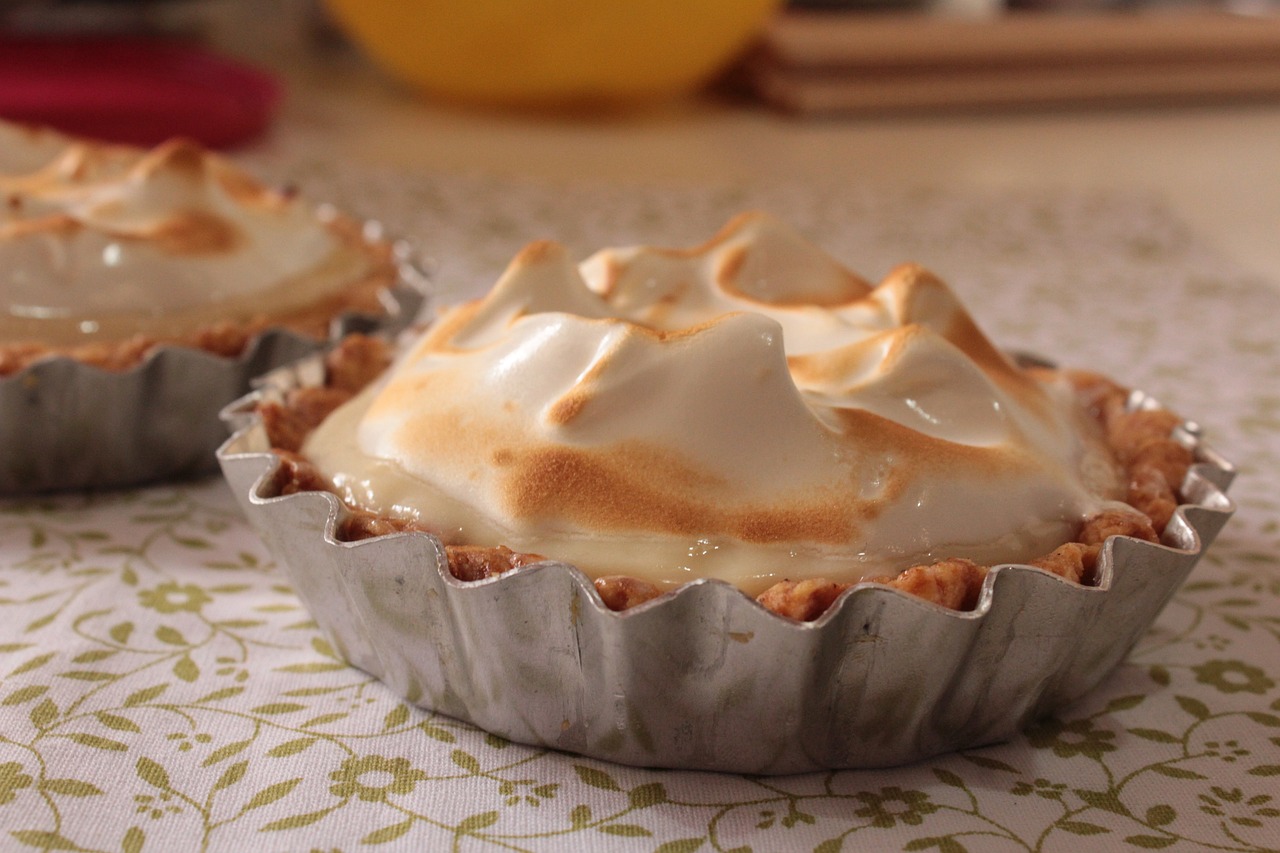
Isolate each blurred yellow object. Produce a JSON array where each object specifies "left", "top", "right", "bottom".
[{"left": 322, "top": 0, "right": 781, "bottom": 108}]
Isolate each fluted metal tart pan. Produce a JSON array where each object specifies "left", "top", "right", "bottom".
[{"left": 218, "top": 360, "right": 1234, "bottom": 773}]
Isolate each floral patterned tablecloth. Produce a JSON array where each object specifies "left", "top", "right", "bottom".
[{"left": 2, "top": 171, "right": 1278, "bottom": 853}]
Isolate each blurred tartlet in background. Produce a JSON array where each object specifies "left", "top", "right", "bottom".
[{"left": 0, "top": 123, "right": 423, "bottom": 492}]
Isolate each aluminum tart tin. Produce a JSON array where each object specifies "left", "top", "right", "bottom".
[
  {"left": 0, "top": 222, "right": 426, "bottom": 494},
  {"left": 217, "top": 361, "right": 1235, "bottom": 773}
]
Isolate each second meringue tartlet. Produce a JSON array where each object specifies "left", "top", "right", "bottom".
[
  {"left": 0, "top": 123, "right": 397, "bottom": 373},
  {"left": 0, "top": 123, "right": 421, "bottom": 492}
]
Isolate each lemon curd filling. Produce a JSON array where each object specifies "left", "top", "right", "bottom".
[
  {"left": 302, "top": 213, "right": 1126, "bottom": 593},
  {"left": 1, "top": 130, "right": 373, "bottom": 345}
]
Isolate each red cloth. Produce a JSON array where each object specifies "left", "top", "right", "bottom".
[{"left": 0, "top": 36, "right": 280, "bottom": 149}]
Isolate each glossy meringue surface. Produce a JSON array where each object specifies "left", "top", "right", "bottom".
[
  {"left": 1, "top": 126, "right": 376, "bottom": 345},
  {"left": 304, "top": 213, "right": 1124, "bottom": 592}
]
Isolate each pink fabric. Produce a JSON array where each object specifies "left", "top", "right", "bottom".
[{"left": 0, "top": 36, "right": 280, "bottom": 149}]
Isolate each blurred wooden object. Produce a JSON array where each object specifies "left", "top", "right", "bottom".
[{"left": 747, "top": 9, "right": 1280, "bottom": 112}]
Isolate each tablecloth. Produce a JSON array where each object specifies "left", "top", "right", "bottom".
[{"left": 2, "top": 170, "right": 1277, "bottom": 852}]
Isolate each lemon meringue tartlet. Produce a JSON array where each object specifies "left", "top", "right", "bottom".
[
  {"left": 0, "top": 122, "right": 396, "bottom": 373},
  {"left": 260, "top": 212, "right": 1191, "bottom": 616},
  {"left": 0, "top": 122, "right": 420, "bottom": 493}
]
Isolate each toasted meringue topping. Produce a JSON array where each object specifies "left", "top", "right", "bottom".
[
  {"left": 304, "top": 212, "right": 1124, "bottom": 593},
  {"left": 1, "top": 128, "right": 378, "bottom": 344}
]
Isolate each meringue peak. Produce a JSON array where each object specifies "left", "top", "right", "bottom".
[{"left": 304, "top": 215, "right": 1124, "bottom": 593}]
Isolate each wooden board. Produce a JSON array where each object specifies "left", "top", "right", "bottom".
[{"left": 747, "top": 9, "right": 1280, "bottom": 113}]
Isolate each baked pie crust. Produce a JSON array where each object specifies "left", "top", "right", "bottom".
[{"left": 254, "top": 335, "right": 1190, "bottom": 619}]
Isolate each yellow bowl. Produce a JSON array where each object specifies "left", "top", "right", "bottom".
[{"left": 323, "top": 0, "right": 781, "bottom": 108}]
